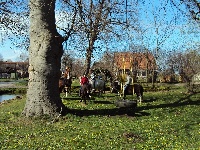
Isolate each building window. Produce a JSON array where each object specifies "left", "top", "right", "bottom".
[
  {"left": 137, "top": 71, "right": 140, "bottom": 77},
  {"left": 142, "top": 71, "right": 146, "bottom": 77}
]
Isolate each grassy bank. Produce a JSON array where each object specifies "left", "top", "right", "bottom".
[{"left": 0, "top": 84, "right": 199, "bottom": 149}]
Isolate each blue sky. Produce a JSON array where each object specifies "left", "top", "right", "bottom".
[
  {"left": 0, "top": 0, "right": 199, "bottom": 62},
  {"left": 0, "top": 39, "right": 21, "bottom": 61}
]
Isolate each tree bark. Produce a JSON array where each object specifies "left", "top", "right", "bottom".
[
  {"left": 85, "top": 42, "right": 93, "bottom": 75},
  {"left": 22, "top": 0, "right": 66, "bottom": 117}
]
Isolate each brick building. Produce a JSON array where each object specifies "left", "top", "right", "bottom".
[{"left": 113, "top": 52, "right": 157, "bottom": 82}]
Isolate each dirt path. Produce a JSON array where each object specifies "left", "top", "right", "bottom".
[{"left": 0, "top": 82, "right": 27, "bottom": 88}]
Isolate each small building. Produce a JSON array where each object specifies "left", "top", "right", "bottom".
[{"left": 0, "top": 61, "right": 29, "bottom": 79}]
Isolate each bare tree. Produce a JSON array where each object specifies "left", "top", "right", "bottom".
[
  {"left": 168, "top": 50, "right": 200, "bottom": 92},
  {"left": 61, "top": 53, "right": 73, "bottom": 70},
  {"left": 92, "top": 51, "right": 114, "bottom": 72},
  {"left": 0, "top": 0, "right": 29, "bottom": 50},
  {"left": 171, "top": 0, "right": 200, "bottom": 23},
  {"left": 75, "top": 0, "right": 113, "bottom": 74},
  {"left": 71, "top": 59, "right": 85, "bottom": 77},
  {"left": 62, "top": 0, "right": 138, "bottom": 75}
]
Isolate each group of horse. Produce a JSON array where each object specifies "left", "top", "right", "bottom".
[
  {"left": 58, "top": 68, "right": 143, "bottom": 104},
  {"left": 59, "top": 76, "right": 105, "bottom": 103},
  {"left": 59, "top": 77, "right": 143, "bottom": 105}
]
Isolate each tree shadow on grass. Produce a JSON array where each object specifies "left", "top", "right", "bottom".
[
  {"left": 61, "top": 92, "right": 117, "bottom": 101},
  {"left": 65, "top": 92, "right": 199, "bottom": 117},
  {"left": 62, "top": 94, "right": 120, "bottom": 102},
  {"left": 137, "top": 93, "right": 200, "bottom": 111},
  {"left": 62, "top": 94, "right": 150, "bottom": 117},
  {"left": 66, "top": 98, "right": 150, "bottom": 117},
  {"left": 142, "top": 98, "right": 158, "bottom": 103},
  {"left": 67, "top": 107, "right": 150, "bottom": 117},
  {"left": 93, "top": 100, "right": 114, "bottom": 104},
  {"left": 62, "top": 96, "right": 95, "bottom": 101},
  {"left": 62, "top": 97, "right": 82, "bottom": 100}
]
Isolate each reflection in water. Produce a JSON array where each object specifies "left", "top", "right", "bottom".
[{"left": 0, "top": 94, "right": 17, "bottom": 102}]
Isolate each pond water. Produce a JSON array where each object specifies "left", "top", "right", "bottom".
[
  {"left": 0, "top": 94, "right": 18, "bottom": 102},
  {"left": 0, "top": 82, "right": 15, "bottom": 86}
]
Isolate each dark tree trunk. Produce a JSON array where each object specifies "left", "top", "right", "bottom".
[
  {"left": 85, "top": 39, "right": 94, "bottom": 75},
  {"left": 22, "top": 0, "right": 66, "bottom": 117}
]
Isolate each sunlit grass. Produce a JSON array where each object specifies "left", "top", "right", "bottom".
[{"left": 0, "top": 85, "right": 199, "bottom": 149}]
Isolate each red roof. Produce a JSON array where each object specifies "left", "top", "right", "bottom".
[{"left": 114, "top": 52, "right": 157, "bottom": 70}]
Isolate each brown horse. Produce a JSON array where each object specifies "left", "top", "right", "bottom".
[
  {"left": 124, "top": 84, "right": 143, "bottom": 103},
  {"left": 59, "top": 66, "right": 72, "bottom": 97},
  {"left": 111, "top": 82, "right": 143, "bottom": 103},
  {"left": 80, "top": 83, "right": 91, "bottom": 104},
  {"left": 59, "top": 77, "right": 72, "bottom": 97}
]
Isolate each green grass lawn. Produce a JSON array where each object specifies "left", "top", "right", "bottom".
[{"left": 0, "top": 83, "right": 199, "bottom": 149}]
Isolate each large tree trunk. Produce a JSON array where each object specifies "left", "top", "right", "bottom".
[
  {"left": 85, "top": 38, "right": 95, "bottom": 75},
  {"left": 85, "top": 47, "right": 92, "bottom": 75},
  {"left": 85, "top": 33, "right": 97, "bottom": 75},
  {"left": 22, "top": 0, "right": 66, "bottom": 117}
]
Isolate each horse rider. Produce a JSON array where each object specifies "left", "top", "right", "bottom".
[
  {"left": 123, "top": 71, "right": 132, "bottom": 100},
  {"left": 90, "top": 69, "right": 95, "bottom": 91},
  {"left": 79, "top": 73, "right": 89, "bottom": 97},
  {"left": 64, "top": 66, "right": 71, "bottom": 79}
]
